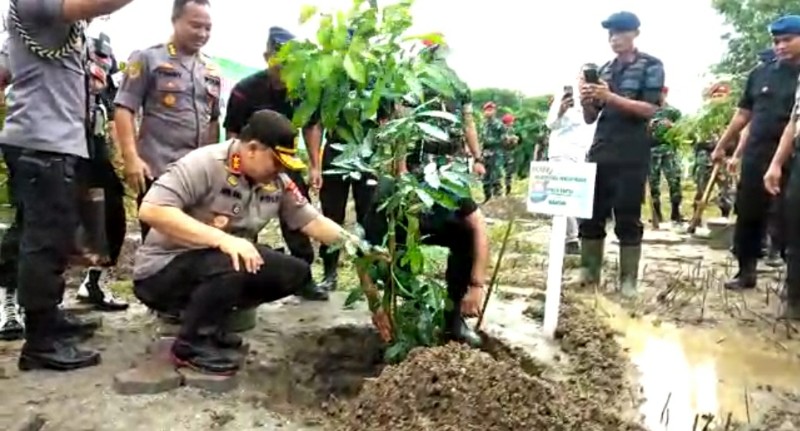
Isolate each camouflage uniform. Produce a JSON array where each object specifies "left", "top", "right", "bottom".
[
  {"left": 502, "top": 124, "right": 517, "bottom": 194},
  {"left": 480, "top": 116, "right": 505, "bottom": 199},
  {"left": 648, "top": 104, "right": 683, "bottom": 222},
  {"left": 692, "top": 142, "right": 734, "bottom": 218}
]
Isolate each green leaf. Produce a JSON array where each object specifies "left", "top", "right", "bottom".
[
  {"left": 385, "top": 342, "right": 409, "bottom": 363},
  {"left": 414, "top": 189, "right": 434, "bottom": 208},
  {"left": 299, "top": 5, "right": 318, "bottom": 24},
  {"left": 416, "top": 110, "right": 458, "bottom": 123},
  {"left": 343, "top": 54, "right": 367, "bottom": 84},
  {"left": 416, "top": 122, "right": 448, "bottom": 142},
  {"left": 317, "top": 15, "right": 334, "bottom": 49},
  {"left": 344, "top": 287, "right": 365, "bottom": 308}
]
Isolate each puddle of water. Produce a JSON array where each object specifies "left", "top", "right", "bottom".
[{"left": 596, "top": 298, "right": 800, "bottom": 430}]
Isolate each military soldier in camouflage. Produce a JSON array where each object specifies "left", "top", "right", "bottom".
[
  {"left": 648, "top": 87, "right": 683, "bottom": 225},
  {"left": 693, "top": 134, "right": 733, "bottom": 221},
  {"left": 481, "top": 102, "right": 505, "bottom": 201},
  {"left": 501, "top": 113, "right": 519, "bottom": 195}
]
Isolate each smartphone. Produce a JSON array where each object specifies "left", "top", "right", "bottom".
[
  {"left": 563, "top": 85, "right": 573, "bottom": 96},
  {"left": 583, "top": 64, "right": 599, "bottom": 84}
]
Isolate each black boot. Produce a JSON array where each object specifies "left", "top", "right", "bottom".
[
  {"left": 77, "top": 268, "right": 129, "bottom": 312},
  {"left": 319, "top": 253, "right": 339, "bottom": 292},
  {"left": 444, "top": 307, "right": 481, "bottom": 348},
  {"left": 55, "top": 309, "right": 101, "bottom": 340},
  {"left": 724, "top": 259, "right": 757, "bottom": 291},
  {"left": 296, "top": 280, "right": 330, "bottom": 301},
  {"left": 171, "top": 337, "right": 239, "bottom": 375},
  {"left": 18, "top": 310, "right": 101, "bottom": 372},
  {"left": 652, "top": 201, "right": 663, "bottom": 225},
  {"left": 670, "top": 201, "right": 683, "bottom": 224}
]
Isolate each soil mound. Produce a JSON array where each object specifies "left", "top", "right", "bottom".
[{"left": 334, "top": 342, "right": 644, "bottom": 431}]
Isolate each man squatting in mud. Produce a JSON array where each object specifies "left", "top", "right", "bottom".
[
  {"left": 712, "top": 15, "right": 800, "bottom": 291},
  {"left": 574, "top": 11, "right": 665, "bottom": 297},
  {"left": 357, "top": 38, "right": 490, "bottom": 347},
  {"left": 0, "top": 0, "right": 137, "bottom": 371},
  {"left": 764, "top": 16, "right": 800, "bottom": 321},
  {"left": 132, "top": 109, "right": 362, "bottom": 374}
]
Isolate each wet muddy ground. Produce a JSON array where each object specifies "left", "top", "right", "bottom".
[{"left": 1, "top": 183, "right": 800, "bottom": 430}]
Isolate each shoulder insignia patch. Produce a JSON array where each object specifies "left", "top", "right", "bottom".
[{"left": 126, "top": 61, "right": 142, "bottom": 79}]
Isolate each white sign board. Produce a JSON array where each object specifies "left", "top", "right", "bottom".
[
  {"left": 526, "top": 161, "right": 597, "bottom": 339},
  {"left": 526, "top": 161, "right": 597, "bottom": 219}
]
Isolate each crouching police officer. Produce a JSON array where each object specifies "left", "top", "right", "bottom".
[
  {"left": 1, "top": 0, "right": 136, "bottom": 370},
  {"left": 576, "top": 11, "right": 665, "bottom": 297},
  {"left": 133, "top": 110, "right": 357, "bottom": 374},
  {"left": 224, "top": 26, "right": 327, "bottom": 301}
]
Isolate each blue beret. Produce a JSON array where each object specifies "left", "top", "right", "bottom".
[
  {"left": 758, "top": 48, "right": 776, "bottom": 62},
  {"left": 769, "top": 15, "right": 800, "bottom": 36},
  {"left": 268, "top": 27, "right": 295, "bottom": 45},
  {"left": 602, "top": 11, "right": 640, "bottom": 32}
]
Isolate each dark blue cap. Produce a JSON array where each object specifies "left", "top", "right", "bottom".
[
  {"left": 268, "top": 27, "right": 295, "bottom": 46},
  {"left": 769, "top": 15, "right": 800, "bottom": 36},
  {"left": 602, "top": 11, "right": 641, "bottom": 32},
  {"left": 758, "top": 48, "right": 776, "bottom": 62}
]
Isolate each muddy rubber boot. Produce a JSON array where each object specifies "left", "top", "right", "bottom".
[
  {"left": 0, "top": 288, "right": 24, "bottom": 341},
  {"left": 618, "top": 246, "right": 641, "bottom": 298},
  {"left": 670, "top": 201, "right": 683, "bottom": 225},
  {"left": 574, "top": 239, "right": 604, "bottom": 286},
  {"left": 724, "top": 259, "right": 757, "bottom": 291},
  {"left": 18, "top": 310, "right": 101, "bottom": 372},
  {"left": 445, "top": 311, "right": 482, "bottom": 348},
  {"left": 652, "top": 201, "right": 663, "bottom": 226},
  {"left": 171, "top": 338, "right": 239, "bottom": 375},
  {"left": 77, "top": 268, "right": 129, "bottom": 312}
]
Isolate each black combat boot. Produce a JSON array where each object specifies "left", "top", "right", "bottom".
[
  {"left": 77, "top": 268, "right": 129, "bottom": 312},
  {"left": 652, "top": 201, "right": 663, "bottom": 225},
  {"left": 171, "top": 337, "right": 239, "bottom": 375},
  {"left": 724, "top": 259, "right": 757, "bottom": 291},
  {"left": 318, "top": 253, "right": 339, "bottom": 292},
  {"left": 18, "top": 310, "right": 101, "bottom": 371},
  {"left": 55, "top": 308, "right": 101, "bottom": 340},
  {"left": 444, "top": 307, "right": 482, "bottom": 348},
  {"left": 296, "top": 280, "right": 330, "bottom": 301},
  {"left": 670, "top": 201, "right": 683, "bottom": 224},
  {"left": 0, "top": 288, "right": 24, "bottom": 341}
]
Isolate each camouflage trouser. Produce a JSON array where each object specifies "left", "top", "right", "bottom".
[
  {"left": 693, "top": 160, "right": 734, "bottom": 216},
  {"left": 482, "top": 151, "right": 504, "bottom": 199},
  {"left": 649, "top": 147, "right": 682, "bottom": 204},
  {"left": 503, "top": 149, "right": 515, "bottom": 194}
]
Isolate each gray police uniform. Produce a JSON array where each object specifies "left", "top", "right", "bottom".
[
  {"left": 0, "top": 0, "right": 89, "bottom": 313},
  {"left": 114, "top": 42, "right": 221, "bottom": 178},
  {"left": 134, "top": 141, "right": 319, "bottom": 281}
]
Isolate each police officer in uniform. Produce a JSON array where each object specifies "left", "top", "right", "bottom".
[
  {"left": 134, "top": 110, "right": 359, "bottom": 374},
  {"left": 0, "top": 0, "right": 136, "bottom": 371},
  {"left": 74, "top": 31, "right": 129, "bottom": 312},
  {"left": 115, "top": 0, "right": 219, "bottom": 242},
  {"left": 576, "top": 12, "right": 665, "bottom": 297},
  {"left": 359, "top": 38, "right": 489, "bottom": 347},
  {"left": 712, "top": 15, "right": 800, "bottom": 290},
  {"left": 223, "top": 27, "right": 328, "bottom": 301}
]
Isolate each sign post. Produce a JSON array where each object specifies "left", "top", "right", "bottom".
[{"left": 526, "top": 161, "right": 596, "bottom": 338}]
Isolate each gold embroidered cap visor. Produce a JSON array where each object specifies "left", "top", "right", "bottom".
[{"left": 273, "top": 145, "right": 306, "bottom": 171}]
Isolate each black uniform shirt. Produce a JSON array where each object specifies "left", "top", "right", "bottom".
[
  {"left": 589, "top": 51, "right": 665, "bottom": 166},
  {"left": 738, "top": 60, "right": 800, "bottom": 165},
  {"left": 223, "top": 69, "right": 299, "bottom": 135}
]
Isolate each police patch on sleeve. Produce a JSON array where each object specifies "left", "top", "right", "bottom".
[
  {"left": 126, "top": 61, "right": 142, "bottom": 79},
  {"left": 283, "top": 178, "right": 307, "bottom": 205}
]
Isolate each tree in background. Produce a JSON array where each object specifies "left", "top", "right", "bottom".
[
  {"left": 470, "top": 87, "right": 550, "bottom": 178},
  {"left": 712, "top": 0, "right": 800, "bottom": 80}
]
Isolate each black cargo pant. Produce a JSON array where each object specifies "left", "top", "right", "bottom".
[
  {"left": 318, "top": 167, "right": 375, "bottom": 272},
  {"left": 579, "top": 162, "right": 648, "bottom": 246},
  {"left": 733, "top": 159, "right": 789, "bottom": 263},
  {"left": 134, "top": 246, "right": 311, "bottom": 339},
  {"left": 0, "top": 147, "right": 79, "bottom": 311},
  {"left": 784, "top": 154, "right": 800, "bottom": 302}
]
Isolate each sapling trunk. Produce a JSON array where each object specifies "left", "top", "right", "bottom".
[{"left": 475, "top": 215, "right": 515, "bottom": 331}]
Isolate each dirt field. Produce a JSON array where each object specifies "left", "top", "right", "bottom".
[{"left": 0, "top": 181, "right": 799, "bottom": 430}]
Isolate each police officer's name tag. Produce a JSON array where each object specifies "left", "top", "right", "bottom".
[{"left": 526, "top": 161, "right": 597, "bottom": 219}]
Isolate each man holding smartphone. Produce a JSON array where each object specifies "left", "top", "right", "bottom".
[
  {"left": 574, "top": 11, "right": 665, "bottom": 297},
  {"left": 546, "top": 81, "right": 596, "bottom": 255}
]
